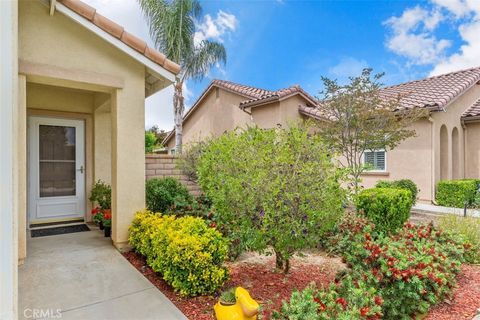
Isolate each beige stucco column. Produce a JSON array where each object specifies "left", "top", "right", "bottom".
[
  {"left": 110, "top": 88, "right": 145, "bottom": 250},
  {"left": 0, "top": 0, "right": 18, "bottom": 318},
  {"left": 17, "top": 74, "right": 27, "bottom": 265}
]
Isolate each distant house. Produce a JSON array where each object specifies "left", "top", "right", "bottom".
[
  {"left": 163, "top": 79, "right": 318, "bottom": 151},
  {"left": 1, "top": 0, "right": 179, "bottom": 316},
  {"left": 165, "top": 67, "right": 480, "bottom": 203}
]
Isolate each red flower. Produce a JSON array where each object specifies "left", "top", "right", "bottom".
[
  {"left": 103, "top": 213, "right": 112, "bottom": 220},
  {"left": 209, "top": 222, "right": 216, "bottom": 228},
  {"left": 360, "top": 307, "right": 370, "bottom": 317},
  {"left": 336, "top": 297, "right": 348, "bottom": 309},
  {"left": 374, "top": 296, "right": 383, "bottom": 306},
  {"left": 314, "top": 297, "right": 326, "bottom": 311}
]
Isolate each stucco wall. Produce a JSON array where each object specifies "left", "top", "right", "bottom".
[
  {"left": 360, "top": 118, "right": 433, "bottom": 202},
  {"left": 167, "top": 87, "right": 252, "bottom": 149},
  {"left": 145, "top": 155, "right": 201, "bottom": 196},
  {"left": 19, "top": 0, "right": 148, "bottom": 249},
  {"left": 250, "top": 95, "right": 304, "bottom": 128},
  {"left": 465, "top": 122, "right": 480, "bottom": 178}
]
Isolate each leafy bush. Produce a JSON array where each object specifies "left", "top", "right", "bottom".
[
  {"left": 176, "top": 140, "right": 210, "bottom": 181},
  {"left": 88, "top": 180, "right": 111, "bottom": 209},
  {"left": 273, "top": 276, "right": 382, "bottom": 320},
  {"left": 436, "top": 179, "right": 480, "bottom": 208},
  {"left": 145, "top": 177, "right": 191, "bottom": 213},
  {"left": 375, "top": 179, "right": 418, "bottom": 204},
  {"left": 438, "top": 215, "right": 480, "bottom": 263},
  {"left": 356, "top": 188, "right": 412, "bottom": 233},
  {"left": 197, "top": 124, "right": 345, "bottom": 272},
  {"left": 145, "top": 131, "right": 157, "bottom": 153},
  {"left": 129, "top": 210, "right": 229, "bottom": 296}
]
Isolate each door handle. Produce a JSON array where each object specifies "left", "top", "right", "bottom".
[{"left": 77, "top": 166, "right": 84, "bottom": 174}]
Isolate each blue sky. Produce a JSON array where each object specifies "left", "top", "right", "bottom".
[{"left": 84, "top": 0, "right": 480, "bottom": 130}]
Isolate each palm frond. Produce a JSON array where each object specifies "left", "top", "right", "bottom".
[{"left": 183, "top": 40, "right": 227, "bottom": 81}]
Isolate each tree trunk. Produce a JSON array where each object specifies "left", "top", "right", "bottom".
[
  {"left": 284, "top": 258, "right": 290, "bottom": 274},
  {"left": 274, "top": 250, "right": 283, "bottom": 270},
  {"left": 173, "top": 80, "right": 185, "bottom": 154}
]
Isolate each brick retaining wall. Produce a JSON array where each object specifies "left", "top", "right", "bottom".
[{"left": 145, "top": 154, "right": 201, "bottom": 196}]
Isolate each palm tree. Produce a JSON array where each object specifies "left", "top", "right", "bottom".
[{"left": 138, "top": 0, "right": 227, "bottom": 154}]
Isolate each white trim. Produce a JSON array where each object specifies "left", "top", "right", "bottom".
[
  {"left": 0, "top": 0, "right": 17, "bottom": 319},
  {"left": 55, "top": 2, "right": 176, "bottom": 83},
  {"left": 363, "top": 149, "right": 387, "bottom": 172}
]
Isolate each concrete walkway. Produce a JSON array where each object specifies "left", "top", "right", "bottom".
[
  {"left": 18, "top": 226, "right": 187, "bottom": 320},
  {"left": 413, "top": 203, "right": 480, "bottom": 218}
]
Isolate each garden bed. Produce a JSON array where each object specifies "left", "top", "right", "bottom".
[
  {"left": 123, "top": 250, "right": 345, "bottom": 320},
  {"left": 424, "top": 264, "right": 480, "bottom": 320},
  {"left": 123, "top": 250, "right": 480, "bottom": 320}
]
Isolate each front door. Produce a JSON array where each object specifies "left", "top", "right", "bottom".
[{"left": 28, "top": 116, "right": 86, "bottom": 223}]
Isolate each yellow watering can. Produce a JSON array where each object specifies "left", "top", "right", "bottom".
[{"left": 214, "top": 287, "right": 259, "bottom": 320}]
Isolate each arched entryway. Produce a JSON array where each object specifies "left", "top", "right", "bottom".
[
  {"left": 452, "top": 127, "right": 460, "bottom": 179},
  {"left": 440, "top": 125, "right": 449, "bottom": 180}
]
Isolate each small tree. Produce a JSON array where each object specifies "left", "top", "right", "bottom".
[
  {"left": 145, "top": 131, "right": 157, "bottom": 153},
  {"left": 197, "top": 124, "right": 345, "bottom": 273},
  {"left": 315, "top": 69, "right": 425, "bottom": 194}
]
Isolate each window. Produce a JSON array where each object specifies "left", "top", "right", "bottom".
[{"left": 364, "top": 150, "right": 386, "bottom": 171}]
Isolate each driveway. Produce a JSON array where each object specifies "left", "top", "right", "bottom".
[{"left": 18, "top": 226, "right": 187, "bottom": 320}]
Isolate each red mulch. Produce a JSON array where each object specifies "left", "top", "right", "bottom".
[
  {"left": 123, "top": 252, "right": 480, "bottom": 320},
  {"left": 425, "top": 264, "right": 480, "bottom": 320},
  {"left": 122, "top": 251, "right": 336, "bottom": 320}
]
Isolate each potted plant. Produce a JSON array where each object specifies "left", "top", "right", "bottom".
[
  {"left": 219, "top": 288, "right": 236, "bottom": 306},
  {"left": 89, "top": 180, "right": 111, "bottom": 231},
  {"left": 91, "top": 207, "right": 104, "bottom": 230},
  {"left": 103, "top": 211, "right": 112, "bottom": 237}
]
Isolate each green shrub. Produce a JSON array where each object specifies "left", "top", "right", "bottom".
[
  {"left": 145, "top": 177, "right": 191, "bottom": 213},
  {"left": 176, "top": 140, "right": 210, "bottom": 181},
  {"left": 376, "top": 179, "right": 418, "bottom": 204},
  {"left": 273, "top": 276, "right": 382, "bottom": 320},
  {"left": 346, "top": 223, "right": 466, "bottom": 319},
  {"left": 88, "top": 180, "right": 111, "bottom": 209},
  {"left": 438, "top": 215, "right": 480, "bottom": 263},
  {"left": 436, "top": 179, "right": 480, "bottom": 208},
  {"left": 129, "top": 210, "right": 229, "bottom": 296},
  {"left": 356, "top": 188, "right": 412, "bottom": 233},
  {"left": 197, "top": 124, "right": 345, "bottom": 272}
]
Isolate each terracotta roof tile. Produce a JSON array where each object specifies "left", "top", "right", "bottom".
[
  {"left": 379, "top": 66, "right": 480, "bottom": 111},
  {"left": 462, "top": 99, "right": 480, "bottom": 119},
  {"left": 300, "top": 66, "right": 480, "bottom": 120},
  {"left": 239, "top": 84, "right": 318, "bottom": 108},
  {"left": 59, "top": 0, "right": 180, "bottom": 75},
  {"left": 211, "top": 79, "right": 274, "bottom": 99}
]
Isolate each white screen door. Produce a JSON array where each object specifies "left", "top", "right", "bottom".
[{"left": 28, "top": 117, "right": 85, "bottom": 223}]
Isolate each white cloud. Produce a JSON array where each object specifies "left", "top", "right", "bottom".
[
  {"left": 194, "top": 10, "right": 237, "bottom": 44},
  {"left": 385, "top": 0, "right": 480, "bottom": 76},
  {"left": 328, "top": 57, "right": 368, "bottom": 82},
  {"left": 384, "top": 6, "right": 450, "bottom": 65}
]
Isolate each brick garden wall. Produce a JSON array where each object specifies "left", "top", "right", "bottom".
[{"left": 145, "top": 154, "right": 201, "bottom": 196}]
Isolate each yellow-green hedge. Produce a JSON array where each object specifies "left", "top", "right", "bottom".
[{"left": 129, "top": 210, "right": 229, "bottom": 296}]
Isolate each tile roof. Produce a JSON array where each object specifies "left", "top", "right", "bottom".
[
  {"left": 211, "top": 79, "right": 275, "bottom": 99},
  {"left": 462, "top": 99, "right": 480, "bottom": 119},
  {"left": 379, "top": 66, "right": 480, "bottom": 111},
  {"left": 240, "top": 84, "right": 318, "bottom": 108},
  {"left": 300, "top": 66, "right": 480, "bottom": 120},
  {"left": 59, "top": 0, "right": 180, "bottom": 75}
]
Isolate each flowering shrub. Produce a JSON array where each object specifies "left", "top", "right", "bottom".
[
  {"left": 344, "top": 223, "right": 466, "bottom": 319},
  {"left": 129, "top": 210, "right": 229, "bottom": 296},
  {"left": 356, "top": 188, "right": 412, "bottom": 233},
  {"left": 273, "top": 275, "right": 382, "bottom": 320},
  {"left": 91, "top": 207, "right": 103, "bottom": 225}
]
